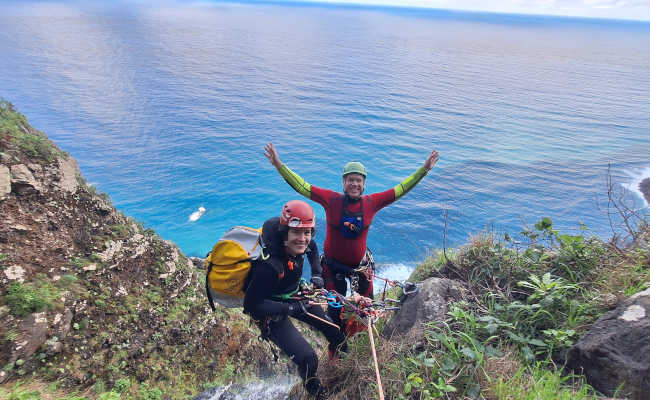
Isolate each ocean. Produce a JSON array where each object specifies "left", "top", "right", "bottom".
[{"left": 1, "top": 0, "right": 649, "bottom": 282}]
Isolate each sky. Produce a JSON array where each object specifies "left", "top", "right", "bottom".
[{"left": 273, "top": 0, "right": 650, "bottom": 21}]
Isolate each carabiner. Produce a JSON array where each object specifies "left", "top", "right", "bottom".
[
  {"left": 326, "top": 292, "right": 343, "bottom": 309},
  {"left": 401, "top": 282, "right": 419, "bottom": 296}
]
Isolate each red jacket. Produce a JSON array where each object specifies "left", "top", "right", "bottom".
[{"left": 311, "top": 186, "right": 396, "bottom": 266}]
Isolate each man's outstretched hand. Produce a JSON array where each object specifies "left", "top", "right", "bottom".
[
  {"left": 423, "top": 150, "right": 439, "bottom": 171},
  {"left": 264, "top": 142, "right": 282, "bottom": 168}
]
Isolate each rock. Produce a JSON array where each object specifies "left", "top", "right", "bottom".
[
  {"left": 93, "top": 197, "right": 113, "bottom": 216},
  {"left": 639, "top": 177, "right": 650, "bottom": 205},
  {"left": 98, "top": 240, "right": 123, "bottom": 262},
  {"left": 0, "top": 164, "right": 10, "bottom": 200},
  {"left": 10, "top": 164, "right": 40, "bottom": 194},
  {"left": 55, "top": 156, "right": 80, "bottom": 193},
  {"left": 190, "top": 257, "right": 206, "bottom": 269},
  {"left": 117, "top": 285, "right": 128, "bottom": 297},
  {"left": 4, "top": 265, "right": 26, "bottom": 282},
  {"left": 56, "top": 308, "right": 73, "bottom": 339},
  {"left": 48, "top": 341, "right": 63, "bottom": 355},
  {"left": 11, "top": 224, "right": 30, "bottom": 233},
  {"left": 27, "top": 163, "right": 42, "bottom": 175},
  {"left": 46, "top": 337, "right": 63, "bottom": 355},
  {"left": 82, "top": 263, "right": 97, "bottom": 271},
  {"left": 0, "top": 151, "right": 15, "bottom": 163},
  {"left": 567, "top": 287, "right": 650, "bottom": 400},
  {"left": 382, "top": 277, "right": 464, "bottom": 340},
  {"left": 12, "top": 312, "right": 49, "bottom": 363}
]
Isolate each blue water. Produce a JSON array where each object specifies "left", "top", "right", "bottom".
[{"left": 2, "top": 1, "right": 650, "bottom": 278}]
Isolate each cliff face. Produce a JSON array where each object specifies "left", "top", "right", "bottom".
[{"left": 0, "top": 102, "right": 276, "bottom": 397}]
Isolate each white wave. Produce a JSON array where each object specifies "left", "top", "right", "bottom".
[
  {"left": 622, "top": 167, "right": 650, "bottom": 208},
  {"left": 188, "top": 206, "right": 206, "bottom": 222},
  {"left": 373, "top": 262, "right": 416, "bottom": 294},
  {"left": 194, "top": 375, "right": 298, "bottom": 400}
]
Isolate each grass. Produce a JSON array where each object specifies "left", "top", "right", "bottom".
[
  {"left": 491, "top": 362, "right": 599, "bottom": 400},
  {"left": 318, "top": 217, "right": 649, "bottom": 400},
  {"left": 0, "top": 379, "right": 166, "bottom": 400},
  {"left": 0, "top": 100, "right": 67, "bottom": 162}
]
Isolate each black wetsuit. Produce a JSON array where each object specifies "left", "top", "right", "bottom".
[{"left": 243, "top": 217, "right": 346, "bottom": 392}]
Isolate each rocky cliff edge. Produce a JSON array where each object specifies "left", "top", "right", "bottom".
[{"left": 0, "top": 101, "right": 278, "bottom": 398}]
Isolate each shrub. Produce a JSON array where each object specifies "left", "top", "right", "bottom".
[
  {"left": 97, "top": 392, "right": 120, "bottom": 400},
  {"left": 139, "top": 384, "right": 162, "bottom": 400},
  {"left": 2, "top": 282, "right": 57, "bottom": 317},
  {"left": 113, "top": 378, "right": 131, "bottom": 393}
]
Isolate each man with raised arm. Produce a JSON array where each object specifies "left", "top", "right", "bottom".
[{"left": 264, "top": 142, "right": 439, "bottom": 305}]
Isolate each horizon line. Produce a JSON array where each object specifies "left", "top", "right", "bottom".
[{"left": 206, "top": 0, "right": 650, "bottom": 24}]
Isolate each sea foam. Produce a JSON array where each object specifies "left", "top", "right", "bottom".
[
  {"left": 188, "top": 206, "right": 206, "bottom": 222},
  {"left": 622, "top": 167, "right": 650, "bottom": 208}
]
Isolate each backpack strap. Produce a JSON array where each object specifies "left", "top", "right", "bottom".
[{"left": 205, "top": 261, "right": 216, "bottom": 311}]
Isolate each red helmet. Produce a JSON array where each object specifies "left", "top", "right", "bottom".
[{"left": 280, "top": 200, "right": 315, "bottom": 228}]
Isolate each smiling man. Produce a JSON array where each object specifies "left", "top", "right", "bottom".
[{"left": 264, "top": 143, "right": 439, "bottom": 305}]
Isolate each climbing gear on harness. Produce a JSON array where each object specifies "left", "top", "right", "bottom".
[
  {"left": 310, "top": 275, "right": 324, "bottom": 289},
  {"left": 342, "top": 161, "right": 366, "bottom": 177},
  {"left": 280, "top": 200, "right": 315, "bottom": 228}
]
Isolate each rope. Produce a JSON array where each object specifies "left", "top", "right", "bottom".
[
  {"left": 367, "top": 316, "right": 385, "bottom": 400},
  {"left": 304, "top": 310, "right": 340, "bottom": 330}
]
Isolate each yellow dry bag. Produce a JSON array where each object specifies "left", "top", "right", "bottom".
[{"left": 205, "top": 226, "right": 263, "bottom": 309}]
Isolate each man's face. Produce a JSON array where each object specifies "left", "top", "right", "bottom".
[{"left": 342, "top": 173, "right": 365, "bottom": 199}]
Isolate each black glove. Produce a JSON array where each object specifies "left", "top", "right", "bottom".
[
  {"left": 287, "top": 301, "right": 308, "bottom": 318},
  {"left": 310, "top": 275, "right": 324, "bottom": 289}
]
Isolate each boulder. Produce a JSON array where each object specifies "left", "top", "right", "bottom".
[
  {"left": 382, "top": 277, "right": 464, "bottom": 340},
  {"left": 10, "top": 164, "right": 40, "bottom": 194},
  {"left": 639, "top": 177, "right": 650, "bottom": 205},
  {"left": 55, "top": 156, "right": 80, "bottom": 193},
  {"left": 0, "top": 164, "right": 10, "bottom": 200},
  {"left": 12, "top": 312, "right": 49, "bottom": 363},
  {"left": 567, "top": 287, "right": 650, "bottom": 400},
  {"left": 190, "top": 257, "right": 206, "bottom": 269},
  {"left": 54, "top": 308, "right": 74, "bottom": 339}
]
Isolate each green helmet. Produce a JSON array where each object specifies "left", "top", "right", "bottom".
[{"left": 342, "top": 161, "right": 366, "bottom": 178}]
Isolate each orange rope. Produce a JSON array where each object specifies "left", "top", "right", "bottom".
[{"left": 367, "top": 317, "right": 385, "bottom": 400}]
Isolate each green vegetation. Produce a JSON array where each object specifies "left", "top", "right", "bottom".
[
  {"left": 322, "top": 217, "right": 649, "bottom": 399},
  {"left": 492, "top": 363, "right": 598, "bottom": 400},
  {"left": 0, "top": 272, "right": 91, "bottom": 317},
  {"left": 0, "top": 100, "right": 29, "bottom": 138},
  {"left": 0, "top": 385, "right": 41, "bottom": 400},
  {"left": 0, "top": 100, "right": 67, "bottom": 162},
  {"left": 2, "top": 281, "right": 58, "bottom": 317},
  {"left": 110, "top": 224, "right": 132, "bottom": 239}
]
